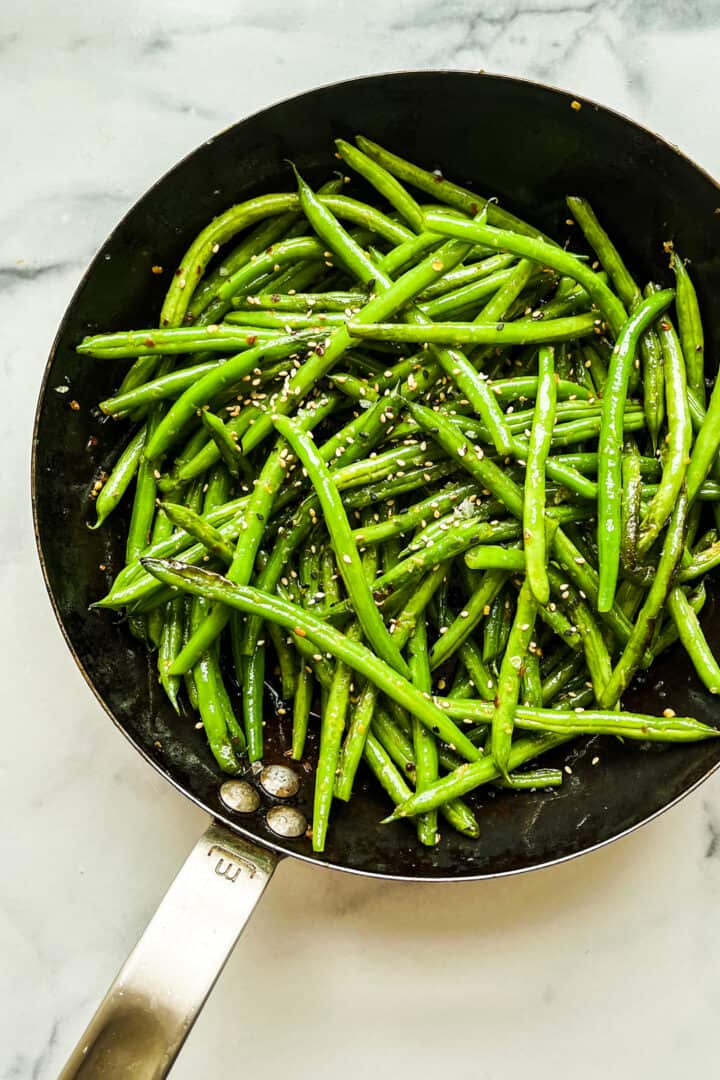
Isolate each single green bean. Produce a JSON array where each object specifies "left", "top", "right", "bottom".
[
  {"left": 491, "top": 579, "right": 538, "bottom": 779},
  {"left": 89, "top": 425, "right": 146, "bottom": 529},
  {"left": 346, "top": 313, "right": 598, "bottom": 347},
  {"left": 524, "top": 344, "right": 556, "bottom": 603},
  {"left": 667, "top": 587, "right": 720, "bottom": 694},
  {"left": 673, "top": 250, "right": 705, "bottom": 407},
  {"left": 596, "top": 289, "right": 675, "bottom": 611}
]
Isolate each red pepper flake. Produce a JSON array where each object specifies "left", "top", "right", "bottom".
[
  {"left": 144, "top": 337, "right": 156, "bottom": 348},
  {"left": 69, "top": 399, "right": 80, "bottom": 411},
  {"left": 151, "top": 265, "right": 163, "bottom": 275},
  {"left": 293, "top": 627, "right": 307, "bottom": 637},
  {"left": 246, "top": 335, "right": 258, "bottom": 346}
]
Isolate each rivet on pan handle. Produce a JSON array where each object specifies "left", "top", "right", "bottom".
[{"left": 58, "top": 822, "right": 280, "bottom": 1080}]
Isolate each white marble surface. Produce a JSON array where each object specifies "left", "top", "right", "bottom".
[{"left": 3, "top": 2, "right": 720, "bottom": 1076}]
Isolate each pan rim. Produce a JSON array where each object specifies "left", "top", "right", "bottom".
[{"left": 31, "top": 67, "right": 720, "bottom": 883}]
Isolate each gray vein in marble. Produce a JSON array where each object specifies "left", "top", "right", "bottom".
[
  {"left": 702, "top": 799, "right": 720, "bottom": 857},
  {"left": 0, "top": 263, "right": 73, "bottom": 289}
]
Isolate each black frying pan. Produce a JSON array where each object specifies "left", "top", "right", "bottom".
[{"left": 33, "top": 71, "right": 720, "bottom": 1077}]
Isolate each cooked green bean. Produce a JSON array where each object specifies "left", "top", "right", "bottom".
[
  {"left": 672, "top": 250, "right": 705, "bottom": 407},
  {"left": 408, "top": 616, "right": 439, "bottom": 846},
  {"left": 346, "top": 313, "right": 598, "bottom": 347},
  {"left": 666, "top": 587, "right": 720, "bottom": 694},
  {"left": 491, "top": 579, "right": 538, "bottom": 779},
  {"left": 596, "top": 289, "right": 674, "bottom": 611},
  {"left": 523, "top": 345, "right": 556, "bottom": 603},
  {"left": 89, "top": 425, "right": 146, "bottom": 528}
]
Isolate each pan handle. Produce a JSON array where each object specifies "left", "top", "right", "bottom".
[{"left": 59, "top": 821, "right": 280, "bottom": 1079}]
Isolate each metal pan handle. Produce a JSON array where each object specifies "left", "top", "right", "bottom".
[{"left": 59, "top": 821, "right": 280, "bottom": 1079}]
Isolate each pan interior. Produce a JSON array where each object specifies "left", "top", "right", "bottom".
[{"left": 32, "top": 71, "right": 720, "bottom": 880}]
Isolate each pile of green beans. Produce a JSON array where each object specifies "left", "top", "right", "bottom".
[{"left": 81, "top": 135, "right": 720, "bottom": 853}]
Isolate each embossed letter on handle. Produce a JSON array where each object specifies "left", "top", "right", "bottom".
[{"left": 59, "top": 822, "right": 280, "bottom": 1079}]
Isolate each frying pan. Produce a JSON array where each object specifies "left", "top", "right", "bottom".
[{"left": 33, "top": 71, "right": 720, "bottom": 1078}]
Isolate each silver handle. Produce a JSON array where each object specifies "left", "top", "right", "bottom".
[{"left": 59, "top": 821, "right": 280, "bottom": 1079}]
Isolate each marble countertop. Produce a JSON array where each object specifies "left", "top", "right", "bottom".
[{"left": 3, "top": 2, "right": 720, "bottom": 1077}]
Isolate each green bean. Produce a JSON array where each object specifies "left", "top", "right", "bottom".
[
  {"left": 666, "top": 587, "right": 720, "bottom": 694},
  {"left": 599, "top": 491, "right": 688, "bottom": 708},
  {"left": 291, "top": 660, "right": 313, "bottom": 760},
  {"left": 638, "top": 312, "right": 692, "bottom": 552},
  {"left": 685, "top": 376, "right": 720, "bottom": 507},
  {"left": 194, "top": 650, "right": 242, "bottom": 773},
  {"left": 583, "top": 344, "right": 608, "bottom": 394},
  {"left": 541, "top": 652, "right": 584, "bottom": 704},
  {"left": 126, "top": 417, "right": 159, "bottom": 562},
  {"left": 236, "top": 291, "right": 364, "bottom": 313},
  {"left": 464, "top": 545, "right": 525, "bottom": 571},
  {"left": 596, "top": 289, "right": 675, "bottom": 611},
  {"left": 458, "top": 637, "right": 497, "bottom": 701},
  {"left": 336, "top": 139, "right": 425, "bottom": 233},
  {"left": 491, "top": 579, "right": 538, "bottom": 779},
  {"left": 620, "top": 443, "right": 642, "bottom": 573},
  {"left": 143, "top": 559, "right": 482, "bottom": 762},
  {"left": 495, "top": 768, "right": 562, "bottom": 790},
  {"left": 78, "top": 324, "right": 283, "bottom": 358},
  {"left": 407, "top": 616, "right": 439, "bottom": 846},
  {"left": 158, "top": 501, "right": 235, "bottom": 563},
  {"left": 346, "top": 313, "right": 598, "bottom": 347},
  {"left": 673, "top": 250, "right": 705, "bottom": 407},
  {"left": 565, "top": 196, "right": 639, "bottom": 308},
  {"left": 267, "top": 621, "right": 296, "bottom": 701},
  {"left": 487, "top": 376, "right": 590, "bottom": 403},
  {"left": 383, "top": 733, "right": 570, "bottom": 821},
  {"left": 313, "top": 639, "right": 356, "bottom": 852},
  {"left": 524, "top": 344, "right": 556, "bottom": 603},
  {"left": 181, "top": 596, "right": 199, "bottom": 710},
  {"left": 521, "top": 651, "right": 543, "bottom": 708},
  {"left": 157, "top": 597, "right": 183, "bottom": 712},
  {"left": 100, "top": 363, "right": 223, "bottom": 417},
  {"left": 89, "top": 425, "right": 146, "bottom": 529},
  {"left": 677, "top": 539, "right": 720, "bottom": 582},
  {"left": 273, "top": 415, "right": 409, "bottom": 676},
  {"left": 438, "top": 698, "right": 716, "bottom": 742},
  {"left": 211, "top": 658, "right": 246, "bottom": 754},
  {"left": 241, "top": 645, "right": 265, "bottom": 762},
  {"left": 644, "top": 583, "right": 706, "bottom": 662},
  {"left": 550, "top": 570, "right": 613, "bottom": 702},
  {"left": 199, "top": 409, "right": 243, "bottom": 477}
]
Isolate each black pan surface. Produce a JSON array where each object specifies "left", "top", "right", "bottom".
[{"left": 32, "top": 71, "right": 720, "bottom": 880}]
